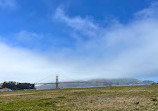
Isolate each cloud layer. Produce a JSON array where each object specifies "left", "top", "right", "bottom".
[
  {"left": 54, "top": 3, "right": 158, "bottom": 79},
  {"left": 1, "top": 2, "right": 158, "bottom": 82}
]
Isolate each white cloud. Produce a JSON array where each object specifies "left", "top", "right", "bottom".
[
  {"left": 15, "top": 31, "right": 39, "bottom": 40},
  {"left": 1, "top": 2, "right": 158, "bottom": 83},
  {"left": 54, "top": 8, "right": 102, "bottom": 37},
  {"left": 0, "top": 0, "right": 17, "bottom": 9},
  {"left": 0, "top": 37, "right": 102, "bottom": 82},
  {"left": 0, "top": 41, "right": 80, "bottom": 83},
  {"left": 135, "top": 2, "right": 158, "bottom": 19},
  {"left": 52, "top": 3, "right": 158, "bottom": 80}
]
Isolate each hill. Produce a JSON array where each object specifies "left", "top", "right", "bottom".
[{"left": 0, "top": 85, "right": 158, "bottom": 110}]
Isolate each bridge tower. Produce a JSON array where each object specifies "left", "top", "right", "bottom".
[{"left": 56, "top": 75, "right": 59, "bottom": 89}]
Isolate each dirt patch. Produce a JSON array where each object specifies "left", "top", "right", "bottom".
[{"left": 0, "top": 93, "right": 33, "bottom": 97}]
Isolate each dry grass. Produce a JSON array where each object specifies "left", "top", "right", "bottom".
[{"left": 0, "top": 85, "right": 158, "bottom": 111}]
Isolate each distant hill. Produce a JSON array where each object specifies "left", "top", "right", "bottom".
[{"left": 36, "top": 78, "right": 155, "bottom": 89}]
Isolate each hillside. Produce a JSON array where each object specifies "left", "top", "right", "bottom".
[{"left": 0, "top": 85, "right": 158, "bottom": 110}]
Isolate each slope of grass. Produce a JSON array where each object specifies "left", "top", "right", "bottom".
[{"left": 0, "top": 85, "right": 158, "bottom": 111}]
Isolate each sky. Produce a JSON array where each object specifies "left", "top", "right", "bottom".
[{"left": 0, "top": 0, "right": 158, "bottom": 83}]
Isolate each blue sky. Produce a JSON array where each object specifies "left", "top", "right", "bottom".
[{"left": 0, "top": 0, "right": 158, "bottom": 82}]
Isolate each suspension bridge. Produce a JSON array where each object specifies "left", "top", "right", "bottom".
[{"left": 35, "top": 75, "right": 107, "bottom": 89}]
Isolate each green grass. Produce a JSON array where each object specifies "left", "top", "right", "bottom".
[{"left": 0, "top": 85, "right": 158, "bottom": 111}]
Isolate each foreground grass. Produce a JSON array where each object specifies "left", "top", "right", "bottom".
[{"left": 0, "top": 85, "right": 158, "bottom": 111}]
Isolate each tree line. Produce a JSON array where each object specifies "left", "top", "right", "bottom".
[{"left": 1, "top": 81, "right": 35, "bottom": 90}]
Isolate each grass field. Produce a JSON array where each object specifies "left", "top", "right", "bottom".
[{"left": 0, "top": 85, "right": 158, "bottom": 111}]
